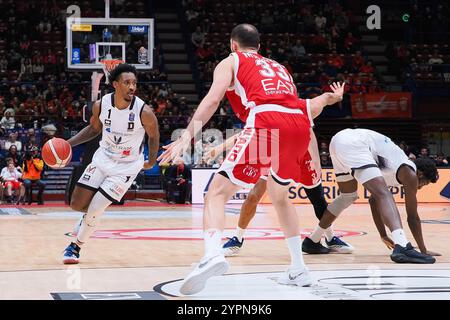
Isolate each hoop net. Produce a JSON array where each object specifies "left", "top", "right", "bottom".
[{"left": 101, "top": 59, "right": 124, "bottom": 84}]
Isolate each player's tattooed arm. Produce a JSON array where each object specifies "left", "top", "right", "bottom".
[
  {"left": 398, "top": 166, "right": 440, "bottom": 256},
  {"left": 67, "top": 100, "right": 102, "bottom": 147},
  {"left": 141, "top": 105, "right": 160, "bottom": 169},
  {"left": 309, "top": 82, "right": 345, "bottom": 118}
]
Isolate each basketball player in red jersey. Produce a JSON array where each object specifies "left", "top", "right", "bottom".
[
  {"left": 158, "top": 24, "right": 344, "bottom": 295},
  {"left": 203, "top": 93, "right": 353, "bottom": 257}
]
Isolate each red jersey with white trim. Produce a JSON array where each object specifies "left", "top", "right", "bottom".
[
  {"left": 297, "top": 98, "right": 314, "bottom": 128},
  {"left": 230, "top": 51, "right": 298, "bottom": 111},
  {"left": 226, "top": 87, "right": 312, "bottom": 127}
]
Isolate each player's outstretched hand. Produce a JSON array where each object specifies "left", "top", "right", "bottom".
[
  {"left": 381, "top": 236, "right": 395, "bottom": 250},
  {"left": 328, "top": 82, "right": 345, "bottom": 104},
  {"left": 157, "top": 136, "right": 190, "bottom": 164}
]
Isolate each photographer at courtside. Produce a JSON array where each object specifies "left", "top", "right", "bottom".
[{"left": 22, "top": 146, "right": 46, "bottom": 205}]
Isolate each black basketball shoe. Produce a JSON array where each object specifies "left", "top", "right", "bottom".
[
  {"left": 302, "top": 237, "right": 331, "bottom": 254},
  {"left": 390, "top": 242, "right": 436, "bottom": 264}
]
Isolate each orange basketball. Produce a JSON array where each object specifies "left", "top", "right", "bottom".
[{"left": 42, "top": 138, "right": 72, "bottom": 169}]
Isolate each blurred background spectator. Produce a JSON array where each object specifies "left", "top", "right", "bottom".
[
  {"left": 22, "top": 146, "right": 45, "bottom": 205},
  {"left": 164, "top": 159, "right": 192, "bottom": 204}
]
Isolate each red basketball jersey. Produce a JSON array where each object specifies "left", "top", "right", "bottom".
[
  {"left": 226, "top": 89, "right": 313, "bottom": 127},
  {"left": 225, "top": 88, "right": 249, "bottom": 122},
  {"left": 228, "top": 51, "right": 299, "bottom": 112}
]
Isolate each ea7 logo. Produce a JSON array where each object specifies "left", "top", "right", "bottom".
[{"left": 366, "top": 5, "right": 381, "bottom": 30}]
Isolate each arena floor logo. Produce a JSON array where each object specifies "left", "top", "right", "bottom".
[
  {"left": 75, "top": 228, "right": 366, "bottom": 240},
  {"left": 154, "top": 269, "right": 450, "bottom": 300}
]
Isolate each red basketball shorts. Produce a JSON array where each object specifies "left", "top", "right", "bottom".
[{"left": 218, "top": 104, "right": 311, "bottom": 188}]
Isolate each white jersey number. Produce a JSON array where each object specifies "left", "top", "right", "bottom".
[{"left": 256, "top": 59, "right": 291, "bottom": 81}]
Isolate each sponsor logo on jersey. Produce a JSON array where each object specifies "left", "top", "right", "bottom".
[
  {"left": 87, "top": 165, "right": 96, "bottom": 174},
  {"left": 122, "top": 150, "right": 131, "bottom": 156},
  {"left": 129, "top": 112, "right": 135, "bottom": 122},
  {"left": 104, "top": 119, "right": 111, "bottom": 126},
  {"left": 113, "top": 136, "right": 123, "bottom": 145},
  {"left": 242, "top": 165, "right": 258, "bottom": 178},
  {"left": 82, "top": 174, "right": 91, "bottom": 181},
  {"left": 107, "top": 130, "right": 133, "bottom": 137},
  {"left": 105, "top": 141, "right": 133, "bottom": 152},
  {"left": 109, "top": 184, "right": 124, "bottom": 197}
]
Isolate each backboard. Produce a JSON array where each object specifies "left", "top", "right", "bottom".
[{"left": 66, "top": 17, "right": 154, "bottom": 70}]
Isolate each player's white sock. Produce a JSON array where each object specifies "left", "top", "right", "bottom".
[
  {"left": 236, "top": 227, "right": 245, "bottom": 242},
  {"left": 286, "top": 236, "right": 306, "bottom": 270},
  {"left": 309, "top": 225, "right": 326, "bottom": 243},
  {"left": 76, "top": 192, "right": 112, "bottom": 246},
  {"left": 204, "top": 228, "right": 223, "bottom": 258},
  {"left": 325, "top": 226, "right": 334, "bottom": 242},
  {"left": 391, "top": 229, "right": 408, "bottom": 247}
]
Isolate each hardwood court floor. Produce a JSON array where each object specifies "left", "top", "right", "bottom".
[{"left": 0, "top": 202, "right": 449, "bottom": 300}]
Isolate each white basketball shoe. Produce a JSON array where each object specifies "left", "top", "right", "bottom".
[
  {"left": 179, "top": 254, "right": 229, "bottom": 295},
  {"left": 277, "top": 267, "right": 313, "bottom": 287}
]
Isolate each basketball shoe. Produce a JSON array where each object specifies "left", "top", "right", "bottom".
[
  {"left": 222, "top": 236, "right": 244, "bottom": 256},
  {"left": 179, "top": 254, "right": 229, "bottom": 295},
  {"left": 278, "top": 267, "right": 313, "bottom": 287},
  {"left": 390, "top": 242, "right": 436, "bottom": 264},
  {"left": 63, "top": 242, "right": 81, "bottom": 264},
  {"left": 325, "top": 236, "right": 354, "bottom": 254},
  {"left": 302, "top": 237, "right": 330, "bottom": 254}
]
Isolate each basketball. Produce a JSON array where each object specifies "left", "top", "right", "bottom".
[{"left": 42, "top": 138, "right": 72, "bottom": 169}]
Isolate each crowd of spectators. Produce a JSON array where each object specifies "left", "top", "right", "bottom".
[
  {"left": 0, "top": 137, "right": 46, "bottom": 204},
  {"left": 379, "top": 1, "right": 450, "bottom": 87},
  {"left": 392, "top": 43, "right": 450, "bottom": 87},
  {"left": 0, "top": 0, "right": 190, "bottom": 155},
  {"left": 183, "top": 0, "right": 383, "bottom": 100},
  {"left": 0, "top": 0, "right": 155, "bottom": 83},
  {"left": 0, "top": 0, "right": 179, "bottom": 203},
  {"left": 397, "top": 141, "right": 449, "bottom": 167}
]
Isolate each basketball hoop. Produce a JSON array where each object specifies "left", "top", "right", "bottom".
[{"left": 101, "top": 59, "right": 124, "bottom": 84}]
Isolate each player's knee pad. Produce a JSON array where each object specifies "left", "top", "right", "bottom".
[{"left": 327, "top": 191, "right": 358, "bottom": 217}]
